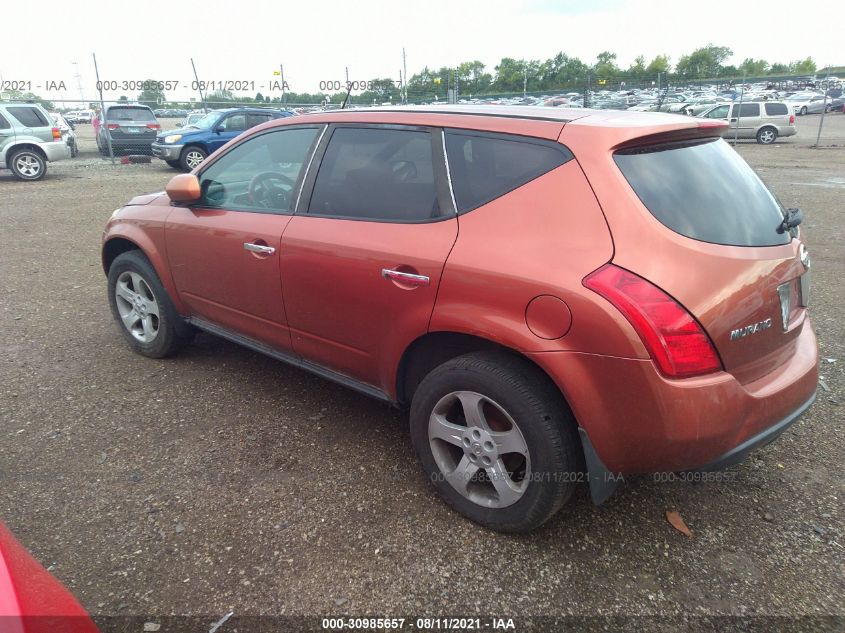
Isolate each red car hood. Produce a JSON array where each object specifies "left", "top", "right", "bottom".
[{"left": 0, "top": 523, "right": 98, "bottom": 633}]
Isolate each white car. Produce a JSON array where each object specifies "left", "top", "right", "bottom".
[
  {"left": 785, "top": 93, "right": 831, "bottom": 115},
  {"left": 50, "top": 113, "right": 78, "bottom": 157}
]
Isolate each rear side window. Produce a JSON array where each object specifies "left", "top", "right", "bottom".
[
  {"left": 0, "top": 113, "right": 9, "bottom": 130},
  {"left": 765, "top": 103, "right": 789, "bottom": 116},
  {"left": 6, "top": 106, "right": 50, "bottom": 127},
  {"left": 308, "top": 127, "right": 439, "bottom": 222},
  {"left": 445, "top": 131, "right": 571, "bottom": 213},
  {"left": 614, "top": 138, "right": 790, "bottom": 247},
  {"left": 730, "top": 103, "right": 760, "bottom": 118},
  {"left": 107, "top": 107, "right": 155, "bottom": 122}
]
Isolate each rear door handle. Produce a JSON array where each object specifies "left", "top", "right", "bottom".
[
  {"left": 244, "top": 242, "right": 276, "bottom": 255},
  {"left": 382, "top": 268, "right": 429, "bottom": 286}
]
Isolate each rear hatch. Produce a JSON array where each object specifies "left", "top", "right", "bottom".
[
  {"left": 610, "top": 136, "right": 809, "bottom": 384},
  {"left": 106, "top": 106, "right": 159, "bottom": 143}
]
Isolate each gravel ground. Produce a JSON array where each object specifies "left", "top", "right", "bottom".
[{"left": 1, "top": 113, "right": 843, "bottom": 632}]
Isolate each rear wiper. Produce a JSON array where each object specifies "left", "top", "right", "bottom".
[{"left": 777, "top": 207, "right": 802, "bottom": 234}]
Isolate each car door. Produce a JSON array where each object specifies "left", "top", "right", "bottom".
[
  {"left": 280, "top": 124, "right": 458, "bottom": 394},
  {"left": 208, "top": 112, "right": 248, "bottom": 153},
  {"left": 0, "top": 112, "right": 14, "bottom": 162},
  {"left": 165, "top": 125, "right": 324, "bottom": 352},
  {"left": 729, "top": 102, "right": 760, "bottom": 137}
]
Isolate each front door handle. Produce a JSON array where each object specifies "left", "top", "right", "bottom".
[
  {"left": 382, "top": 268, "right": 429, "bottom": 287},
  {"left": 244, "top": 242, "right": 276, "bottom": 255}
]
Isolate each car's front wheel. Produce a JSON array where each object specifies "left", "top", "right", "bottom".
[
  {"left": 756, "top": 127, "right": 778, "bottom": 144},
  {"left": 410, "top": 352, "right": 581, "bottom": 532},
  {"left": 800, "top": 106, "right": 808, "bottom": 115},
  {"left": 107, "top": 250, "right": 194, "bottom": 358},
  {"left": 9, "top": 149, "right": 47, "bottom": 181},
  {"left": 180, "top": 146, "right": 207, "bottom": 171}
]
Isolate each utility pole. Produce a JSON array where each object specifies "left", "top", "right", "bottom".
[
  {"left": 280, "top": 64, "right": 286, "bottom": 105},
  {"left": 92, "top": 53, "right": 114, "bottom": 165},
  {"left": 816, "top": 65, "right": 831, "bottom": 147},
  {"left": 72, "top": 62, "right": 84, "bottom": 108},
  {"left": 523, "top": 65, "right": 528, "bottom": 97},
  {"left": 190, "top": 58, "right": 207, "bottom": 111},
  {"left": 402, "top": 48, "right": 407, "bottom": 104}
]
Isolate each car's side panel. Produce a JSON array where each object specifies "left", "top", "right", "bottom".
[{"left": 429, "top": 159, "right": 636, "bottom": 357}]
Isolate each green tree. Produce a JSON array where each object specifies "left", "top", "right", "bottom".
[
  {"left": 255, "top": 92, "right": 264, "bottom": 102},
  {"left": 627, "top": 55, "right": 646, "bottom": 82},
  {"left": 137, "top": 79, "right": 166, "bottom": 108},
  {"left": 118, "top": 95, "right": 128, "bottom": 102},
  {"left": 593, "top": 51, "right": 620, "bottom": 79},
  {"left": 739, "top": 58, "right": 769, "bottom": 76},
  {"left": 645, "top": 54, "right": 671, "bottom": 76},
  {"left": 456, "top": 61, "right": 492, "bottom": 95},
  {"left": 675, "top": 44, "right": 733, "bottom": 78},
  {"left": 539, "top": 52, "right": 588, "bottom": 89},
  {"left": 770, "top": 63, "right": 790, "bottom": 74},
  {"left": 790, "top": 57, "right": 816, "bottom": 74}
]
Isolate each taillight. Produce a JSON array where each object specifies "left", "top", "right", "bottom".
[
  {"left": 789, "top": 114, "right": 795, "bottom": 124},
  {"left": 51, "top": 127, "right": 61, "bottom": 140},
  {"left": 146, "top": 123, "right": 160, "bottom": 130},
  {"left": 107, "top": 123, "right": 120, "bottom": 130},
  {"left": 583, "top": 264, "right": 722, "bottom": 379}
]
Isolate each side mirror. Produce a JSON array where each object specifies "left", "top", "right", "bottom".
[
  {"left": 166, "top": 173, "right": 201, "bottom": 203},
  {"left": 214, "top": 126, "right": 225, "bottom": 134}
]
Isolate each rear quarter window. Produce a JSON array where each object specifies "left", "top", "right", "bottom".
[
  {"left": 765, "top": 103, "right": 789, "bottom": 116},
  {"left": 0, "top": 113, "right": 9, "bottom": 130},
  {"left": 444, "top": 131, "right": 572, "bottom": 213},
  {"left": 614, "top": 138, "right": 790, "bottom": 247},
  {"left": 6, "top": 106, "right": 50, "bottom": 127}
]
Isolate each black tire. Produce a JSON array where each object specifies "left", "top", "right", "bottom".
[
  {"left": 756, "top": 127, "right": 778, "bottom": 145},
  {"left": 107, "top": 250, "right": 194, "bottom": 358},
  {"left": 71, "top": 139, "right": 79, "bottom": 158},
  {"left": 800, "top": 106, "right": 808, "bottom": 115},
  {"left": 179, "top": 145, "right": 207, "bottom": 171},
  {"left": 9, "top": 148, "right": 47, "bottom": 181},
  {"left": 165, "top": 160, "right": 181, "bottom": 169},
  {"left": 824, "top": 104, "right": 832, "bottom": 113},
  {"left": 410, "top": 352, "right": 581, "bottom": 532}
]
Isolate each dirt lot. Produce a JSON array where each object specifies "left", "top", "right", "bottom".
[{"left": 1, "top": 113, "right": 843, "bottom": 632}]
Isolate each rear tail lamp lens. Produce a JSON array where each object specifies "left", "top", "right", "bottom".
[
  {"left": 51, "top": 127, "right": 61, "bottom": 140},
  {"left": 584, "top": 264, "right": 722, "bottom": 379},
  {"left": 107, "top": 123, "right": 120, "bottom": 130}
]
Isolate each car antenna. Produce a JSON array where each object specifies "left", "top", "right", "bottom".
[{"left": 340, "top": 82, "right": 354, "bottom": 109}]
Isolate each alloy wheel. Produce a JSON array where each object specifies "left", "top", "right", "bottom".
[
  {"left": 15, "top": 154, "right": 42, "bottom": 178},
  {"left": 184, "top": 150, "right": 205, "bottom": 169},
  {"left": 428, "top": 390, "right": 531, "bottom": 508},
  {"left": 114, "top": 271, "right": 160, "bottom": 343}
]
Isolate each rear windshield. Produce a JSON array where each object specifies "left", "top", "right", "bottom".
[
  {"left": 107, "top": 107, "right": 156, "bottom": 122},
  {"left": 614, "top": 138, "right": 790, "bottom": 247}
]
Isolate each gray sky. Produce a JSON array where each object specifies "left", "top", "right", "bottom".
[{"left": 2, "top": 0, "right": 841, "bottom": 102}]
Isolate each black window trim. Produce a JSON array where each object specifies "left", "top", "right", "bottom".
[
  {"left": 442, "top": 127, "right": 575, "bottom": 215},
  {"left": 190, "top": 123, "right": 327, "bottom": 216},
  {"left": 296, "top": 123, "right": 457, "bottom": 224}
]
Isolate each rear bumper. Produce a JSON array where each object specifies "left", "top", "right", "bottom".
[
  {"left": 42, "top": 141, "right": 71, "bottom": 162},
  {"left": 528, "top": 319, "right": 819, "bottom": 474}
]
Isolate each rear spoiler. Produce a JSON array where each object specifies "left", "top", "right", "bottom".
[{"left": 613, "top": 120, "right": 729, "bottom": 152}]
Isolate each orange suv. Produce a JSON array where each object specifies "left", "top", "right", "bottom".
[{"left": 102, "top": 106, "right": 818, "bottom": 532}]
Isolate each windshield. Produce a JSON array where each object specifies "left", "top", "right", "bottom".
[
  {"left": 190, "top": 112, "right": 221, "bottom": 128},
  {"left": 614, "top": 138, "right": 790, "bottom": 247}
]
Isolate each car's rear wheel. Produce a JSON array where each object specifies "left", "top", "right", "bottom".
[
  {"left": 756, "top": 127, "right": 777, "bottom": 144},
  {"left": 107, "top": 250, "right": 194, "bottom": 358},
  {"left": 165, "top": 160, "right": 181, "bottom": 169},
  {"left": 410, "top": 352, "right": 581, "bottom": 532},
  {"left": 800, "top": 106, "right": 808, "bottom": 115},
  {"left": 825, "top": 104, "right": 832, "bottom": 113},
  {"left": 180, "top": 146, "right": 207, "bottom": 171},
  {"left": 9, "top": 149, "right": 46, "bottom": 181}
]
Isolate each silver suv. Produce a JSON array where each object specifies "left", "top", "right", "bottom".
[
  {"left": 696, "top": 101, "right": 797, "bottom": 144},
  {"left": 0, "top": 103, "right": 71, "bottom": 180}
]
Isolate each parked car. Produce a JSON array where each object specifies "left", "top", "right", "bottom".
[
  {"left": 95, "top": 104, "right": 160, "bottom": 155},
  {"left": 0, "top": 521, "right": 100, "bottom": 632},
  {"left": 50, "top": 112, "right": 79, "bottom": 157},
  {"left": 697, "top": 101, "right": 797, "bottom": 144},
  {"left": 102, "top": 105, "right": 817, "bottom": 532},
  {"left": 151, "top": 107, "right": 294, "bottom": 170},
  {"left": 68, "top": 109, "right": 93, "bottom": 123},
  {"left": 785, "top": 93, "right": 830, "bottom": 115},
  {"left": 0, "top": 102, "right": 71, "bottom": 180}
]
